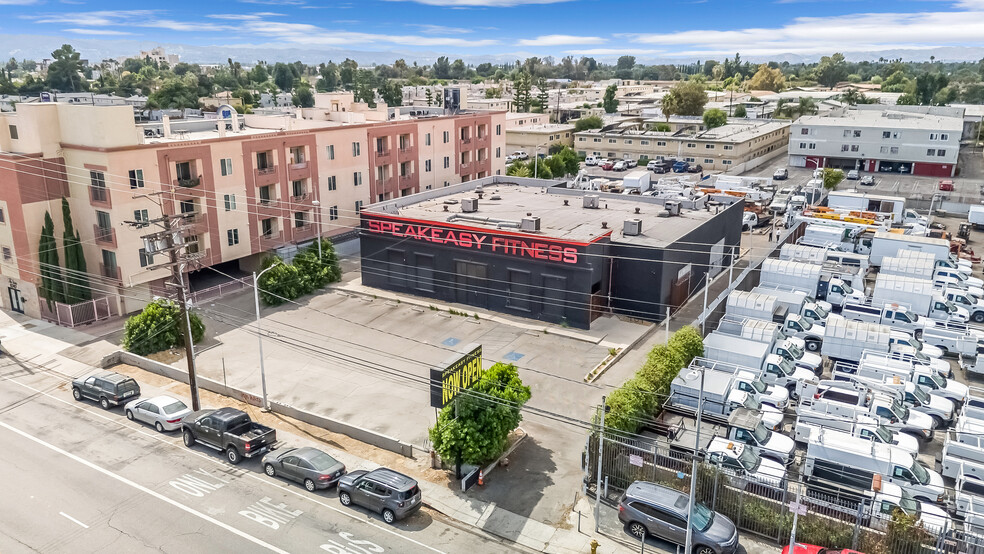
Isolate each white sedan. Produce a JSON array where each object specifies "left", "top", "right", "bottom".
[{"left": 124, "top": 395, "right": 192, "bottom": 432}]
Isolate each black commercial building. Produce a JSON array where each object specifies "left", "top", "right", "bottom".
[{"left": 359, "top": 176, "right": 742, "bottom": 330}]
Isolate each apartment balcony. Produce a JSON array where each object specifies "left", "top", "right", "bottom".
[
  {"left": 259, "top": 230, "right": 284, "bottom": 251},
  {"left": 89, "top": 186, "right": 111, "bottom": 208},
  {"left": 474, "top": 134, "right": 490, "bottom": 148},
  {"left": 287, "top": 161, "right": 311, "bottom": 182},
  {"left": 399, "top": 175, "right": 416, "bottom": 188},
  {"left": 290, "top": 191, "right": 311, "bottom": 204},
  {"left": 99, "top": 263, "right": 122, "bottom": 282},
  {"left": 181, "top": 212, "right": 209, "bottom": 234},
  {"left": 292, "top": 222, "right": 318, "bottom": 241},
  {"left": 254, "top": 166, "right": 279, "bottom": 187},
  {"left": 93, "top": 225, "right": 117, "bottom": 248},
  {"left": 374, "top": 149, "right": 394, "bottom": 165},
  {"left": 460, "top": 137, "right": 472, "bottom": 145},
  {"left": 459, "top": 162, "right": 474, "bottom": 174},
  {"left": 172, "top": 177, "right": 206, "bottom": 199},
  {"left": 256, "top": 198, "right": 282, "bottom": 218},
  {"left": 397, "top": 146, "right": 416, "bottom": 163}
]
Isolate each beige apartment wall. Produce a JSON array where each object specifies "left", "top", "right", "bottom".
[
  {"left": 207, "top": 140, "right": 254, "bottom": 263},
  {"left": 490, "top": 112, "right": 508, "bottom": 176},
  {"left": 315, "top": 126, "right": 371, "bottom": 235},
  {"left": 0, "top": 200, "right": 19, "bottom": 280},
  {"left": 56, "top": 104, "right": 140, "bottom": 149},
  {"left": 3, "top": 104, "right": 64, "bottom": 156},
  {"left": 416, "top": 118, "right": 458, "bottom": 190}
]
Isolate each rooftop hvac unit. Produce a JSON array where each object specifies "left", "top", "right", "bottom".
[
  {"left": 520, "top": 216, "right": 541, "bottom": 232},
  {"left": 461, "top": 197, "right": 479, "bottom": 213},
  {"left": 623, "top": 218, "right": 642, "bottom": 236},
  {"left": 583, "top": 195, "right": 600, "bottom": 209},
  {"left": 664, "top": 201, "right": 681, "bottom": 216}
]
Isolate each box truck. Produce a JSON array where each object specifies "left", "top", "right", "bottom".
[
  {"left": 798, "top": 380, "right": 935, "bottom": 441},
  {"left": 715, "top": 315, "right": 823, "bottom": 374},
  {"left": 869, "top": 231, "right": 952, "bottom": 266},
  {"left": 759, "top": 259, "right": 865, "bottom": 306},
  {"left": 794, "top": 405, "right": 920, "bottom": 456},
  {"left": 701, "top": 334, "right": 817, "bottom": 395},
  {"left": 871, "top": 274, "right": 966, "bottom": 323},
  {"left": 739, "top": 287, "right": 831, "bottom": 324},
  {"left": 644, "top": 409, "right": 795, "bottom": 466}
]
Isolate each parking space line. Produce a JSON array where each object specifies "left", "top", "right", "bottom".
[{"left": 58, "top": 512, "right": 89, "bottom": 529}]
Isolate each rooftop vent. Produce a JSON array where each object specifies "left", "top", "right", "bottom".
[
  {"left": 461, "top": 197, "right": 479, "bottom": 213},
  {"left": 490, "top": 194, "right": 502, "bottom": 200},
  {"left": 444, "top": 199, "right": 459, "bottom": 205},
  {"left": 583, "top": 195, "right": 600, "bottom": 209},
  {"left": 520, "top": 216, "right": 541, "bottom": 232},
  {"left": 623, "top": 218, "right": 642, "bottom": 236}
]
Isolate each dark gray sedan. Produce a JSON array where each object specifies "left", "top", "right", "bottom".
[{"left": 262, "top": 447, "right": 346, "bottom": 491}]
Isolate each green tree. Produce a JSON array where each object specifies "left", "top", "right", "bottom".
[
  {"left": 814, "top": 53, "right": 848, "bottom": 87},
  {"left": 425, "top": 88, "right": 434, "bottom": 106},
  {"left": 821, "top": 168, "right": 845, "bottom": 190},
  {"left": 916, "top": 73, "right": 949, "bottom": 105},
  {"left": 881, "top": 70, "right": 910, "bottom": 93},
  {"left": 662, "top": 80, "right": 708, "bottom": 117},
  {"left": 429, "top": 362, "right": 531, "bottom": 466},
  {"left": 668, "top": 326, "right": 703, "bottom": 363},
  {"left": 316, "top": 62, "right": 339, "bottom": 92},
  {"left": 149, "top": 76, "right": 200, "bottom": 109},
  {"left": 897, "top": 93, "right": 919, "bottom": 105},
  {"left": 574, "top": 115, "right": 603, "bottom": 132},
  {"left": 602, "top": 84, "right": 619, "bottom": 113},
  {"left": 535, "top": 83, "right": 549, "bottom": 113},
  {"left": 46, "top": 44, "right": 85, "bottom": 92},
  {"left": 379, "top": 80, "right": 403, "bottom": 106},
  {"left": 257, "top": 240, "right": 341, "bottom": 305},
  {"left": 249, "top": 63, "right": 269, "bottom": 84},
  {"left": 293, "top": 85, "right": 315, "bottom": 108},
  {"left": 273, "top": 62, "right": 295, "bottom": 92},
  {"left": 654, "top": 122, "right": 671, "bottom": 132},
  {"left": 702, "top": 108, "right": 727, "bottom": 129},
  {"left": 38, "top": 211, "right": 66, "bottom": 305},
  {"left": 122, "top": 298, "right": 205, "bottom": 356},
  {"left": 556, "top": 146, "right": 581, "bottom": 176},
  {"left": 506, "top": 161, "right": 532, "bottom": 178},
  {"left": 61, "top": 198, "right": 90, "bottom": 303},
  {"left": 733, "top": 104, "right": 747, "bottom": 117},
  {"left": 432, "top": 56, "right": 451, "bottom": 79},
  {"left": 514, "top": 71, "right": 533, "bottom": 112},
  {"left": 746, "top": 64, "right": 785, "bottom": 92},
  {"left": 339, "top": 58, "right": 358, "bottom": 89},
  {"left": 449, "top": 59, "right": 467, "bottom": 80}
]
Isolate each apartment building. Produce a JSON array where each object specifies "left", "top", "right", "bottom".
[
  {"left": 506, "top": 123, "right": 575, "bottom": 154},
  {"left": 575, "top": 118, "right": 790, "bottom": 172},
  {"left": 0, "top": 102, "right": 506, "bottom": 320},
  {"left": 789, "top": 107, "right": 963, "bottom": 177}
]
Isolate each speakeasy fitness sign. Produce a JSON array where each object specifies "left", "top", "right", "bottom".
[{"left": 366, "top": 216, "right": 580, "bottom": 264}]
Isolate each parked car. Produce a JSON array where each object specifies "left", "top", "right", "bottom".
[
  {"left": 618, "top": 481, "right": 739, "bottom": 554},
  {"left": 124, "top": 395, "right": 191, "bottom": 432},
  {"left": 781, "top": 545, "right": 864, "bottom": 554},
  {"left": 624, "top": 159, "right": 638, "bottom": 168},
  {"left": 860, "top": 175, "right": 875, "bottom": 186},
  {"left": 511, "top": 150, "right": 529, "bottom": 160},
  {"left": 601, "top": 160, "right": 616, "bottom": 170},
  {"left": 337, "top": 468, "right": 421, "bottom": 524},
  {"left": 847, "top": 170, "right": 860, "bottom": 180},
  {"left": 673, "top": 161, "right": 691, "bottom": 173},
  {"left": 646, "top": 160, "right": 661, "bottom": 170},
  {"left": 72, "top": 371, "right": 140, "bottom": 409},
  {"left": 687, "top": 164, "right": 704, "bottom": 174},
  {"left": 939, "top": 179, "right": 955, "bottom": 192},
  {"left": 585, "top": 155, "right": 600, "bottom": 166},
  {"left": 613, "top": 160, "right": 627, "bottom": 171},
  {"left": 813, "top": 169, "right": 824, "bottom": 179},
  {"left": 653, "top": 165, "right": 670, "bottom": 174},
  {"left": 774, "top": 168, "right": 789, "bottom": 180},
  {"left": 182, "top": 407, "right": 278, "bottom": 464},
  {"left": 262, "top": 447, "right": 346, "bottom": 491}
]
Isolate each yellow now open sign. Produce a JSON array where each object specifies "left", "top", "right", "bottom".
[{"left": 430, "top": 344, "right": 483, "bottom": 409}]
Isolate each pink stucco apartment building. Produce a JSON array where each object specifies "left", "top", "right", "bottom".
[{"left": 0, "top": 100, "right": 507, "bottom": 320}]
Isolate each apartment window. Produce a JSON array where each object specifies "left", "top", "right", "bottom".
[
  {"left": 224, "top": 194, "right": 236, "bottom": 211},
  {"left": 327, "top": 175, "right": 337, "bottom": 191},
  {"left": 495, "top": 147, "right": 501, "bottom": 158},
  {"left": 641, "top": 140, "right": 650, "bottom": 146},
  {"left": 353, "top": 172, "right": 362, "bottom": 186},
  {"left": 624, "top": 139, "right": 632, "bottom": 144},
  {"left": 90, "top": 170, "right": 107, "bottom": 201},
  {"left": 102, "top": 250, "right": 117, "bottom": 272},
  {"left": 799, "top": 142, "right": 807, "bottom": 149},
  {"left": 376, "top": 137, "right": 386, "bottom": 154},
  {"left": 355, "top": 200, "right": 363, "bottom": 213},
  {"left": 927, "top": 148, "right": 936, "bottom": 156},
  {"left": 722, "top": 160, "right": 732, "bottom": 165},
  {"left": 329, "top": 206, "right": 338, "bottom": 221},
  {"left": 443, "top": 156, "right": 450, "bottom": 169},
  {"left": 258, "top": 186, "right": 273, "bottom": 204},
  {"left": 261, "top": 219, "right": 273, "bottom": 237},
  {"left": 444, "top": 181, "right": 450, "bottom": 187},
  {"left": 294, "top": 212, "right": 307, "bottom": 228},
  {"left": 0, "top": 208, "right": 5, "bottom": 223},
  {"left": 687, "top": 143, "right": 696, "bottom": 148},
  {"left": 880, "top": 146, "right": 889, "bottom": 153},
  {"left": 292, "top": 180, "right": 305, "bottom": 198},
  {"left": 890, "top": 146, "right": 899, "bottom": 154},
  {"left": 326, "top": 145, "right": 335, "bottom": 160},
  {"left": 133, "top": 209, "right": 149, "bottom": 224},
  {"left": 882, "top": 131, "right": 891, "bottom": 139},
  {"left": 443, "top": 131, "right": 449, "bottom": 143},
  {"left": 930, "top": 133, "right": 939, "bottom": 140},
  {"left": 842, "top": 145, "right": 850, "bottom": 152},
  {"left": 290, "top": 146, "right": 305, "bottom": 164},
  {"left": 227, "top": 229, "right": 240, "bottom": 246},
  {"left": 138, "top": 248, "right": 153, "bottom": 268},
  {"left": 705, "top": 144, "right": 714, "bottom": 149},
  {"left": 425, "top": 159, "right": 432, "bottom": 172},
  {"left": 255, "top": 152, "right": 271, "bottom": 171},
  {"left": 850, "top": 145, "right": 859, "bottom": 152},
  {"left": 685, "top": 157, "right": 695, "bottom": 163},
  {"left": 129, "top": 169, "right": 144, "bottom": 189},
  {"left": 657, "top": 141, "right": 666, "bottom": 146},
  {"left": 704, "top": 158, "right": 714, "bottom": 164},
  {"left": 352, "top": 142, "right": 361, "bottom": 156},
  {"left": 220, "top": 158, "right": 233, "bottom": 176},
  {"left": 593, "top": 138, "right": 601, "bottom": 143},
  {"left": 853, "top": 130, "right": 861, "bottom": 138},
  {"left": 938, "top": 149, "right": 947, "bottom": 156},
  {"left": 608, "top": 139, "right": 616, "bottom": 144},
  {"left": 8, "top": 125, "right": 17, "bottom": 140},
  {"left": 801, "top": 128, "right": 811, "bottom": 135},
  {"left": 941, "top": 133, "right": 949, "bottom": 141},
  {"left": 95, "top": 211, "right": 111, "bottom": 231},
  {"left": 496, "top": 124, "right": 501, "bottom": 136},
  {"left": 723, "top": 145, "right": 733, "bottom": 150}
]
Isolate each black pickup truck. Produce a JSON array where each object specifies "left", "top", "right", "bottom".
[{"left": 181, "top": 407, "right": 277, "bottom": 464}]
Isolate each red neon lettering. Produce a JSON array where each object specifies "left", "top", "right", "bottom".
[
  {"left": 532, "top": 243, "right": 547, "bottom": 260},
  {"left": 368, "top": 220, "right": 382, "bottom": 233},
  {"left": 459, "top": 233, "right": 473, "bottom": 248},
  {"left": 444, "top": 230, "right": 459, "bottom": 246},
  {"left": 547, "top": 245, "right": 562, "bottom": 262},
  {"left": 562, "top": 248, "right": 578, "bottom": 264}
]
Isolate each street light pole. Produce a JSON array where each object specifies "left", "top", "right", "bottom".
[
  {"left": 312, "top": 199, "right": 323, "bottom": 260},
  {"left": 684, "top": 367, "right": 705, "bottom": 554},
  {"left": 253, "top": 262, "right": 279, "bottom": 411}
]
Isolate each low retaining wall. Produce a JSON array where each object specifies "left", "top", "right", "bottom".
[{"left": 101, "top": 350, "right": 415, "bottom": 458}]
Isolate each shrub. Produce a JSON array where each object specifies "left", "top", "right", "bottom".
[
  {"left": 258, "top": 238, "right": 342, "bottom": 305},
  {"left": 668, "top": 326, "right": 704, "bottom": 364},
  {"left": 573, "top": 115, "right": 603, "bottom": 132},
  {"left": 122, "top": 298, "right": 205, "bottom": 355}
]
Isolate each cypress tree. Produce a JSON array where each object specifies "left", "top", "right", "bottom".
[
  {"left": 38, "top": 211, "right": 67, "bottom": 304},
  {"left": 61, "top": 198, "right": 91, "bottom": 302}
]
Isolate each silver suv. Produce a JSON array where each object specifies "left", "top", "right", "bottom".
[
  {"left": 617, "top": 481, "right": 739, "bottom": 554},
  {"left": 337, "top": 468, "right": 421, "bottom": 524}
]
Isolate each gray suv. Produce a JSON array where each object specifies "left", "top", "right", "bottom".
[
  {"left": 618, "top": 481, "right": 739, "bottom": 554},
  {"left": 337, "top": 468, "right": 421, "bottom": 524}
]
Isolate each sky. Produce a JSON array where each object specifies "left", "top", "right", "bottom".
[{"left": 4, "top": 0, "right": 984, "bottom": 63}]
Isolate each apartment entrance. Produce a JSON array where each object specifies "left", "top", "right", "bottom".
[{"left": 7, "top": 285, "right": 23, "bottom": 314}]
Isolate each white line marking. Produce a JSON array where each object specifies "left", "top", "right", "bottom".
[
  {"left": 0, "top": 420, "right": 291, "bottom": 554},
  {"left": 59, "top": 512, "right": 89, "bottom": 529},
  {"left": 4, "top": 375, "right": 447, "bottom": 553}
]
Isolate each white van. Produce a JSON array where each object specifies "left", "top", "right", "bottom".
[{"left": 585, "top": 155, "right": 600, "bottom": 166}]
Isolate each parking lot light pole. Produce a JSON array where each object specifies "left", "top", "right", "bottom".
[
  {"left": 684, "top": 367, "right": 705, "bottom": 554},
  {"left": 253, "top": 261, "right": 280, "bottom": 411}
]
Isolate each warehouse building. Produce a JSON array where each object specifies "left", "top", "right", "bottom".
[{"left": 359, "top": 176, "right": 742, "bottom": 329}]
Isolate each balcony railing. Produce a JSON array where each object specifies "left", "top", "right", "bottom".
[
  {"left": 257, "top": 166, "right": 276, "bottom": 175},
  {"left": 259, "top": 197, "right": 278, "bottom": 207},
  {"left": 461, "top": 137, "right": 471, "bottom": 144},
  {"left": 289, "top": 161, "right": 308, "bottom": 170},
  {"left": 399, "top": 175, "right": 414, "bottom": 185},
  {"left": 177, "top": 177, "right": 200, "bottom": 188},
  {"left": 291, "top": 192, "right": 309, "bottom": 203},
  {"left": 99, "top": 263, "right": 122, "bottom": 281},
  {"left": 93, "top": 225, "right": 116, "bottom": 246}
]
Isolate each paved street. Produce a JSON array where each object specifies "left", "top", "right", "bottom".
[{"left": 0, "top": 358, "right": 523, "bottom": 554}]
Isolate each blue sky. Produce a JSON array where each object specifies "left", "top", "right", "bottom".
[{"left": 4, "top": 0, "right": 984, "bottom": 62}]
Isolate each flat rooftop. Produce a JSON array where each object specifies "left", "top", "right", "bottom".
[
  {"left": 796, "top": 109, "right": 964, "bottom": 131},
  {"left": 365, "top": 179, "right": 721, "bottom": 247}
]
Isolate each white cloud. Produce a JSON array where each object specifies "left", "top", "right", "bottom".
[
  {"left": 0, "top": 0, "right": 41, "bottom": 4},
  {"left": 517, "top": 34, "right": 605, "bottom": 46},
  {"left": 64, "top": 28, "right": 134, "bottom": 35},
  {"left": 406, "top": 23, "right": 473, "bottom": 34},
  {"left": 385, "top": 0, "right": 571, "bottom": 6},
  {"left": 27, "top": 10, "right": 157, "bottom": 26},
  {"left": 235, "top": 19, "right": 499, "bottom": 47},
  {"left": 564, "top": 48, "right": 665, "bottom": 56}
]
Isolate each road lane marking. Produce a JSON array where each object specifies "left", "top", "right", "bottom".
[
  {"left": 4, "top": 371, "right": 448, "bottom": 554},
  {"left": 0, "top": 420, "right": 291, "bottom": 554},
  {"left": 240, "top": 497, "right": 304, "bottom": 530},
  {"left": 59, "top": 512, "right": 88, "bottom": 529}
]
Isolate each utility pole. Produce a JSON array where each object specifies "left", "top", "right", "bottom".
[
  {"left": 594, "top": 395, "right": 607, "bottom": 533},
  {"left": 684, "top": 367, "right": 705, "bottom": 554},
  {"left": 127, "top": 193, "right": 204, "bottom": 410}
]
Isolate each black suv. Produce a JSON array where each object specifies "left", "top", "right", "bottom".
[{"left": 72, "top": 371, "right": 141, "bottom": 409}]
